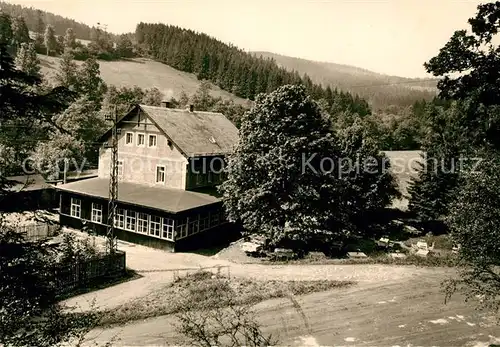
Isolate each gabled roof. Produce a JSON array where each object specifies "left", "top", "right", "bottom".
[{"left": 103, "top": 105, "right": 239, "bottom": 158}]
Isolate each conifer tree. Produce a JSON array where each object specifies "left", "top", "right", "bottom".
[
  {"left": 408, "top": 99, "right": 473, "bottom": 227},
  {"left": 0, "top": 10, "right": 13, "bottom": 46},
  {"left": 10, "top": 16, "right": 30, "bottom": 50}
]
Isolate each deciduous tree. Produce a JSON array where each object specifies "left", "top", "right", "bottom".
[
  {"left": 63, "top": 27, "right": 76, "bottom": 50},
  {"left": 14, "top": 42, "right": 41, "bottom": 78},
  {"left": 43, "top": 24, "right": 56, "bottom": 56},
  {"left": 142, "top": 87, "right": 163, "bottom": 106},
  {"left": 220, "top": 85, "right": 344, "bottom": 248},
  {"left": 115, "top": 34, "right": 134, "bottom": 58},
  {"left": 445, "top": 150, "right": 500, "bottom": 317},
  {"left": 76, "top": 57, "right": 106, "bottom": 103},
  {"left": 424, "top": 1, "right": 500, "bottom": 148},
  {"left": 55, "top": 52, "right": 79, "bottom": 91}
]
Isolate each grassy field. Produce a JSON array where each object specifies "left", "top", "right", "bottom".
[
  {"left": 38, "top": 55, "right": 249, "bottom": 105},
  {"left": 97, "top": 270, "right": 352, "bottom": 327}
]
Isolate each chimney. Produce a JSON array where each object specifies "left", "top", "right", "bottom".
[
  {"left": 160, "top": 100, "right": 171, "bottom": 108},
  {"left": 189, "top": 104, "right": 194, "bottom": 112}
]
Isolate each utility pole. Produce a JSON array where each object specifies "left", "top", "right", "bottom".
[
  {"left": 104, "top": 105, "right": 120, "bottom": 254},
  {"left": 63, "top": 158, "right": 68, "bottom": 184}
]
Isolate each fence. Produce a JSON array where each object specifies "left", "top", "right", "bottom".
[{"left": 54, "top": 250, "right": 127, "bottom": 296}]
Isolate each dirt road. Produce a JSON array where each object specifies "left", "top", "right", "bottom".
[
  {"left": 85, "top": 273, "right": 499, "bottom": 346},
  {"left": 64, "top": 239, "right": 452, "bottom": 311},
  {"left": 62, "top": 237, "right": 499, "bottom": 346}
]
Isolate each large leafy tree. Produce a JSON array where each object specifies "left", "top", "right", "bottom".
[
  {"left": 407, "top": 1, "right": 500, "bottom": 225},
  {"left": 445, "top": 150, "right": 500, "bottom": 317},
  {"left": 418, "top": 1, "right": 500, "bottom": 316},
  {"left": 425, "top": 1, "right": 500, "bottom": 148},
  {"left": 221, "top": 85, "right": 370, "bottom": 250}
]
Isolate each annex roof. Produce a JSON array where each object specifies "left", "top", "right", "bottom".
[{"left": 55, "top": 177, "right": 221, "bottom": 213}]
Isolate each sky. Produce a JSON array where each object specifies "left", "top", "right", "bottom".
[{"left": 5, "top": 0, "right": 485, "bottom": 78}]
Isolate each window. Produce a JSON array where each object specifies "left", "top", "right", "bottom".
[
  {"left": 137, "top": 213, "right": 148, "bottom": 233},
  {"left": 156, "top": 165, "right": 165, "bottom": 183},
  {"left": 199, "top": 213, "right": 210, "bottom": 231},
  {"left": 162, "top": 218, "right": 174, "bottom": 241},
  {"left": 137, "top": 133, "right": 145, "bottom": 146},
  {"left": 125, "top": 132, "right": 133, "bottom": 145},
  {"left": 117, "top": 160, "right": 124, "bottom": 178},
  {"left": 114, "top": 208, "right": 125, "bottom": 229},
  {"left": 210, "top": 211, "right": 220, "bottom": 228},
  {"left": 70, "top": 198, "right": 81, "bottom": 218},
  {"left": 176, "top": 218, "right": 188, "bottom": 239},
  {"left": 91, "top": 203, "right": 103, "bottom": 223},
  {"left": 148, "top": 134, "right": 157, "bottom": 147},
  {"left": 125, "top": 210, "right": 136, "bottom": 231},
  {"left": 188, "top": 217, "right": 199, "bottom": 236},
  {"left": 149, "top": 215, "right": 161, "bottom": 237}
]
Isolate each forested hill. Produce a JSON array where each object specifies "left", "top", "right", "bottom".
[
  {"left": 0, "top": 0, "right": 434, "bottom": 113},
  {"left": 135, "top": 22, "right": 372, "bottom": 116},
  {"left": 252, "top": 51, "right": 438, "bottom": 111},
  {"left": 0, "top": 1, "right": 95, "bottom": 39}
]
